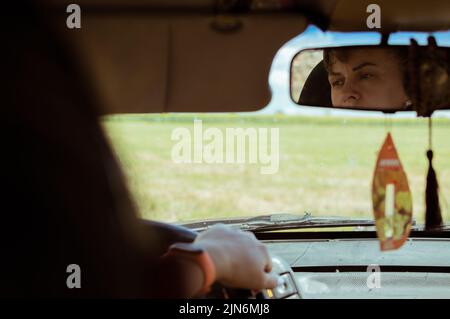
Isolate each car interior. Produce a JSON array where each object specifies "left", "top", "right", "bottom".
[{"left": 4, "top": 0, "right": 450, "bottom": 299}]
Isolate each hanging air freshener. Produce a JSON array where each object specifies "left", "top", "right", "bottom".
[{"left": 372, "top": 133, "right": 412, "bottom": 251}]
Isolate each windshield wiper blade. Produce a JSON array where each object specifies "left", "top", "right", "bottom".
[{"left": 178, "top": 212, "right": 377, "bottom": 232}]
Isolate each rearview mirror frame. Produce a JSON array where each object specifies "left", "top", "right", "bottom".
[{"left": 289, "top": 29, "right": 450, "bottom": 116}]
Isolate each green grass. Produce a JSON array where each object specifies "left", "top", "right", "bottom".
[{"left": 102, "top": 114, "right": 450, "bottom": 224}]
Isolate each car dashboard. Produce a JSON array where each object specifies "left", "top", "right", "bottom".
[{"left": 263, "top": 236, "right": 450, "bottom": 299}]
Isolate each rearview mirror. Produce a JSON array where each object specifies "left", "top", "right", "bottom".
[{"left": 290, "top": 43, "right": 450, "bottom": 115}]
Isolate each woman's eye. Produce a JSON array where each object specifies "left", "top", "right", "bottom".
[
  {"left": 331, "top": 79, "right": 344, "bottom": 87},
  {"left": 360, "top": 73, "right": 373, "bottom": 80}
]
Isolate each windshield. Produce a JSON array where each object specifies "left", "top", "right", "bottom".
[
  {"left": 102, "top": 29, "right": 450, "bottom": 228},
  {"left": 103, "top": 113, "right": 450, "bottom": 226}
]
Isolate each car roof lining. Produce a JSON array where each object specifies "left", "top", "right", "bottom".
[{"left": 39, "top": 0, "right": 450, "bottom": 114}]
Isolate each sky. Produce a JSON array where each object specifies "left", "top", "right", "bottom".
[{"left": 263, "top": 26, "right": 450, "bottom": 118}]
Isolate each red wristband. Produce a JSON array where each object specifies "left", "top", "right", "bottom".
[{"left": 165, "top": 242, "right": 216, "bottom": 295}]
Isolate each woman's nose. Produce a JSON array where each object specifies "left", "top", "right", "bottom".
[{"left": 341, "top": 82, "right": 361, "bottom": 106}]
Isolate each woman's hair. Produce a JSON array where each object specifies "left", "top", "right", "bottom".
[
  {"left": 1, "top": 2, "right": 185, "bottom": 298},
  {"left": 322, "top": 47, "right": 410, "bottom": 97}
]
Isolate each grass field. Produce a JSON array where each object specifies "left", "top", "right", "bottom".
[{"left": 102, "top": 114, "right": 450, "bottom": 224}]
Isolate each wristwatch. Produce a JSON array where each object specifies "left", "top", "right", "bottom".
[{"left": 165, "top": 242, "right": 216, "bottom": 295}]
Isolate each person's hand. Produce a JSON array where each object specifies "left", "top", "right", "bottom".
[{"left": 193, "top": 224, "right": 279, "bottom": 290}]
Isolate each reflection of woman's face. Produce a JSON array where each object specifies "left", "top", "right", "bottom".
[{"left": 328, "top": 48, "right": 408, "bottom": 110}]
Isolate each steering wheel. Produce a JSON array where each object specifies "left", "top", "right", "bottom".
[{"left": 141, "top": 219, "right": 302, "bottom": 299}]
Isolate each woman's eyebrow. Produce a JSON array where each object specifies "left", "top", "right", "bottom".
[
  {"left": 352, "top": 62, "right": 377, "bottom": 71},
  {"left": 328, "top": 71, "right": 342, "bottom": 76}
]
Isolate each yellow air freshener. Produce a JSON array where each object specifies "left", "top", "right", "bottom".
[{"left": 372, "top": 133, "right": 412, "bottom": 251}]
